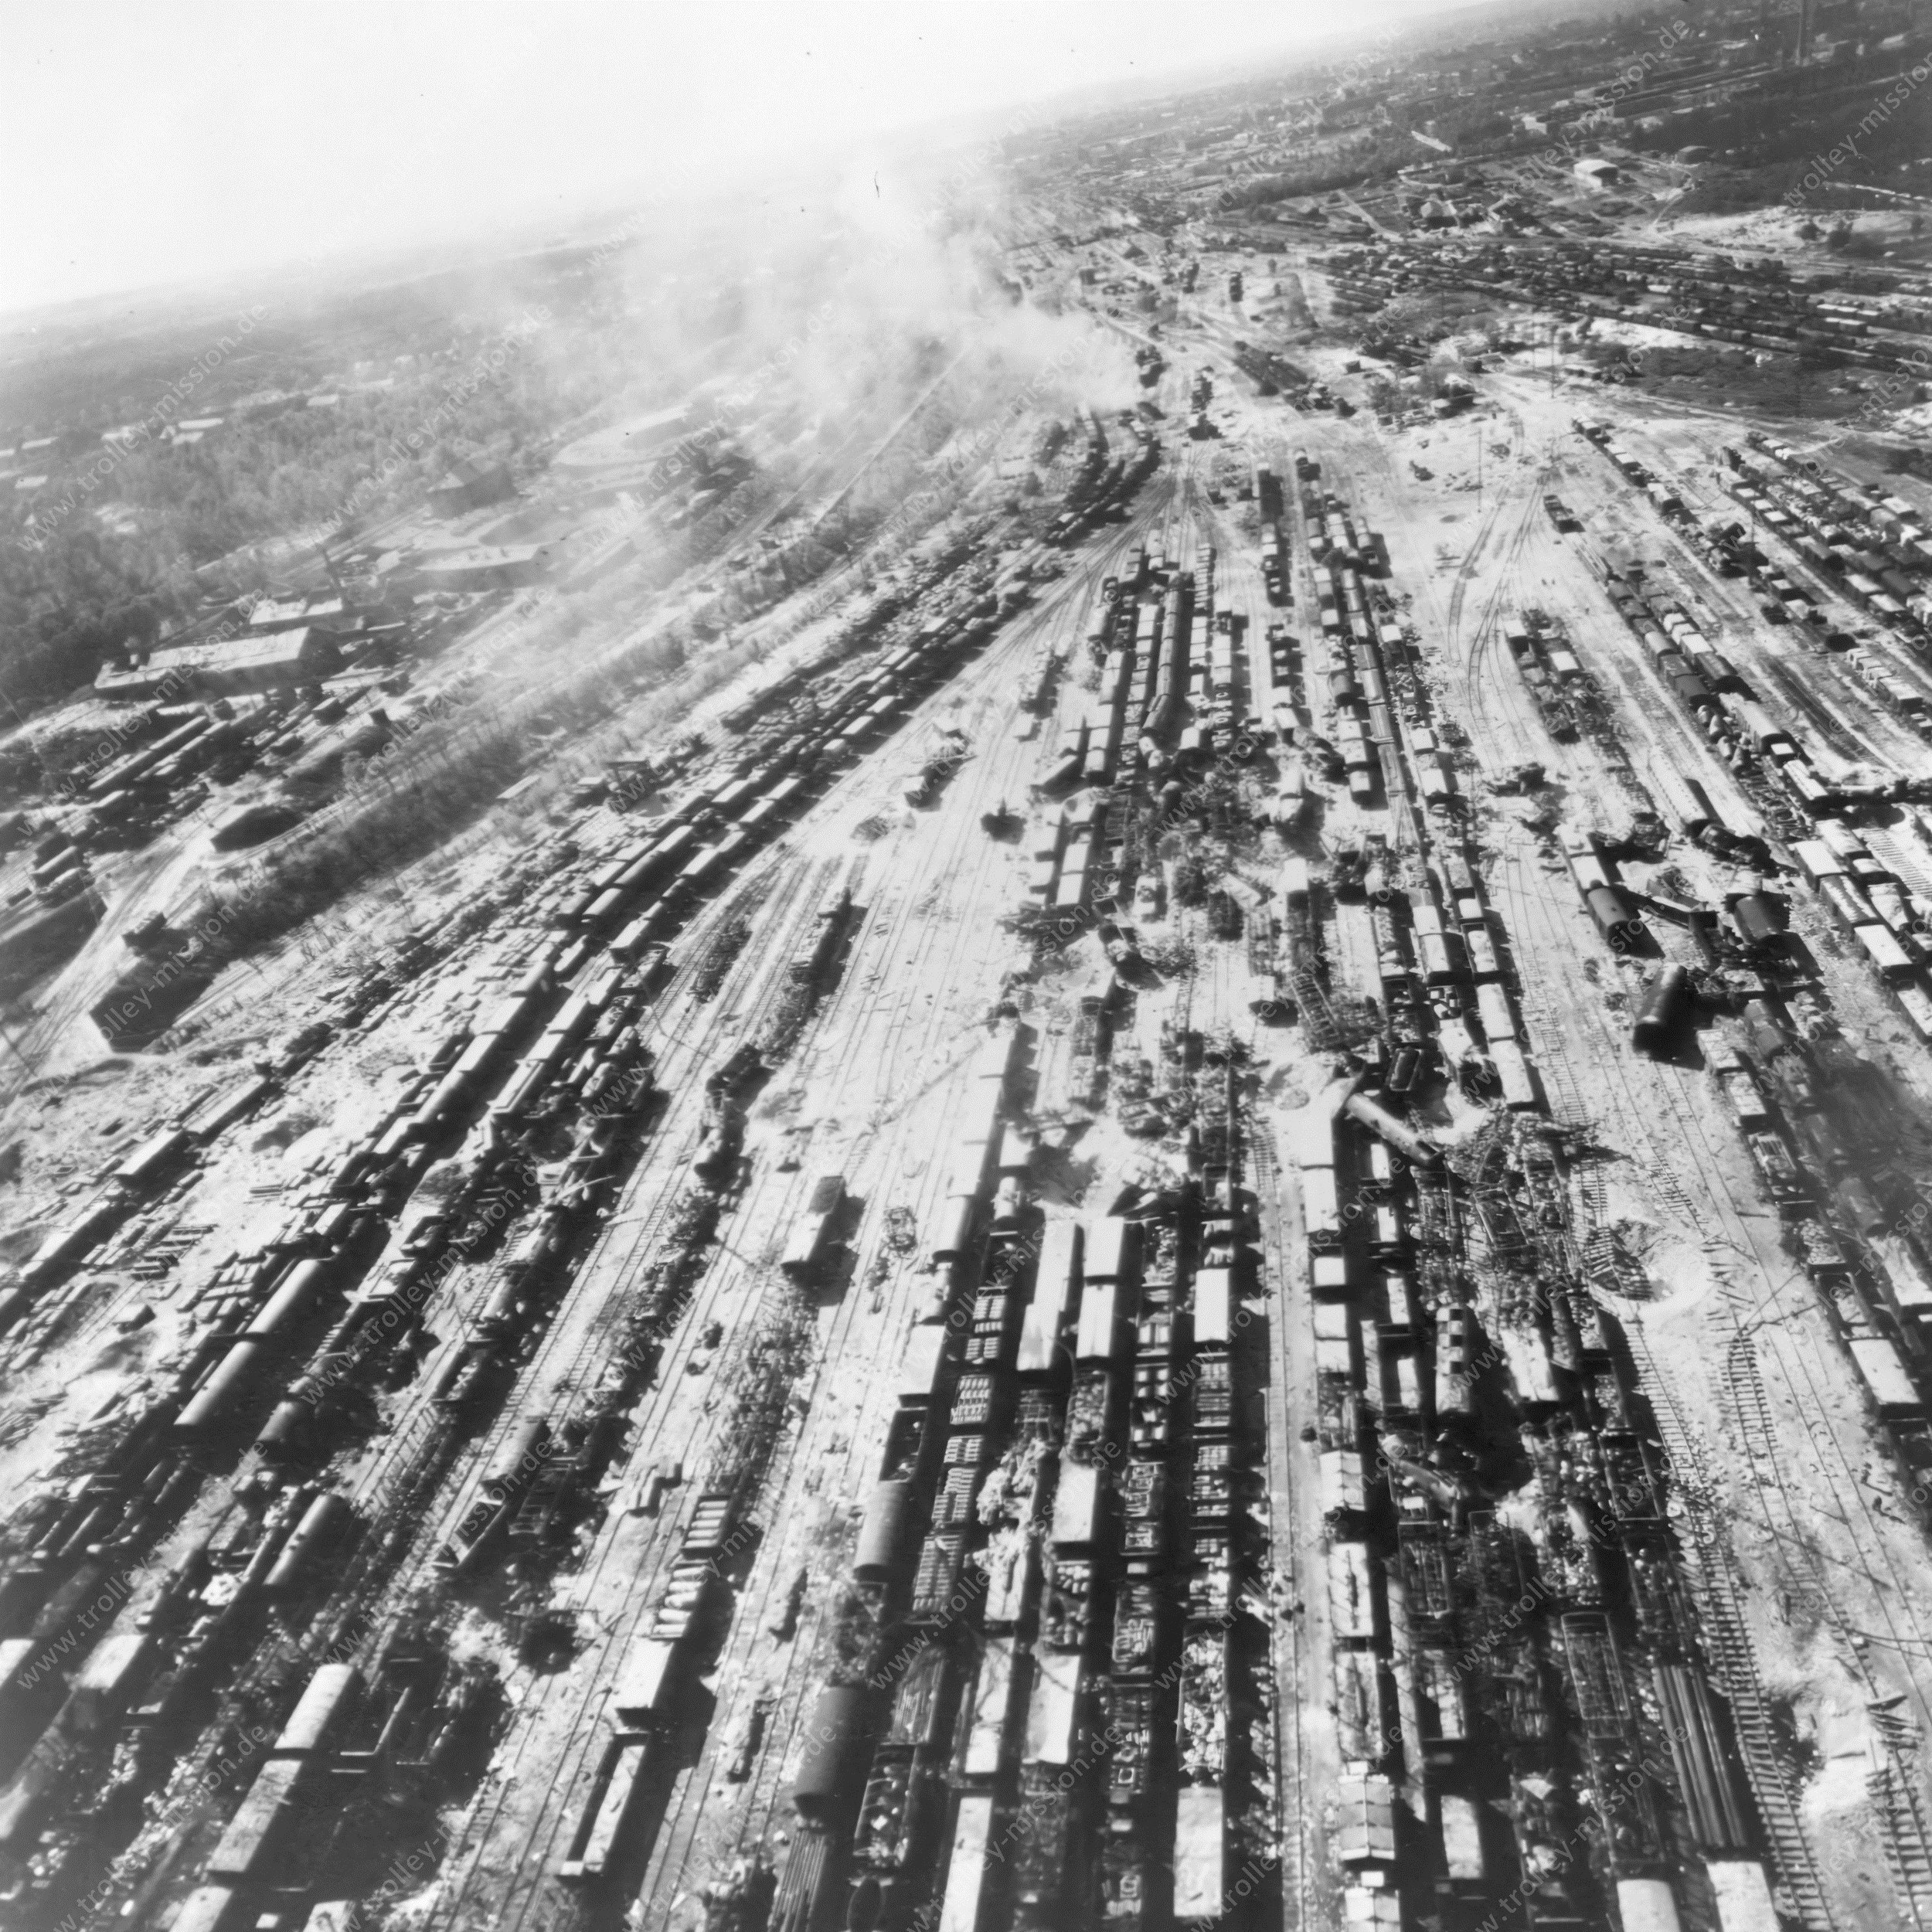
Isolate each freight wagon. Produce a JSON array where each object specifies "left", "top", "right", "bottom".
[
  {"left": 557, "top": 1736, "right": 655, "bottom": 1883},
  {"left": 781, "top": 1174, "right": 846, "bottom": 1277}
]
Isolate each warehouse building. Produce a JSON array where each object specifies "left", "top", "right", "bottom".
[
  {"left": 416, "top": 543, "right": 548, "bottom": 592},
  {"left": 132, "top": 626, "right": 341, "bottom": 698},
  {"left": 248, "top": 595, "right": 348, "bottom": 634}
]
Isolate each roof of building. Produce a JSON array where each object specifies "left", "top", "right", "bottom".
[
  {"left": 249, "top": 596, "right": 345, "bottom": 631},
  {"left": 432, "top": 456, "right": 511, "bottom": 492},
  {"left": 94, "top": 662, "right": 159, "bottom": 695},
  {"left": 148, "top": 628, "right": 335, "bottom": 677},
  {"left": 417, "top": 543, "right": 545, "bottom": 573}
]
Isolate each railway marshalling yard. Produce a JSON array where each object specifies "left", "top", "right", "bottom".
[{"left": 12, "top": 206, "right": 1932, "bottom": 1932}]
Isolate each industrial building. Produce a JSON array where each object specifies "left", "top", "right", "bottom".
[
  {"left": 415, "top": 543, "right": 548, "bottom": 592},
  {"left": 427, "top": 457, "right": 516, "bottom": 519},
  {"left": 131, "top": 627, "right": 341, "bottom": 698}
]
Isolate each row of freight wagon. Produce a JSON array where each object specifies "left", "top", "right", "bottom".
[
  {"left": 0, "top": 940, "right": 483, "bottom": 1621},
  {"left": 11, "top": 580, "right": 989, "bottom": 1347},
  {"left": 556, "top": 1019, "right": 1023, "bottom": 1893},
  {"left": 140, "top": 1631, "right": 495, "bottom": 1932},
  {"left": 1583, "top": 416, "right": 1931, "bottom": 653},
  {"left": 1351, "top": 852, "right": 1538, "bottom": 1112},
  {"left": 182, "top": 957, "right": 661, "bottom": 1453},
  {"left": 714, "top": 529, "right": 1000, "bottom": 740},
  {"left": 1598, "top": 557, "right": 1888, "bottom": 822},
  {"left": 1293, "top": 1104, "right": 1532, "bottom": 1917},
  {"left": 1709, "top": 1002, "right": 1932, "bottom": 1437},
  {"left": 1304, "top": 489, "right": 1383, "bottom": 578},
  {"left": 0, "top": 958, "right": 667, "bottom": 1891},
  {"left": 1743, "top": 431, "right": 1932, "bottom": 568},
  {"left": 1290, "top": 1070, "right": 1790, "bottom": 1929},
  {"left": 1044, "top": 409, "right": 1159, "bottom": 548},
  {"left": 1311, "top": 560, "right": 1399, "bottom": 810},
  {"left": 1022, "top": 791, "right": 1116, "bottom": 919},
  {"left": 1501, "top": 615, "right": 1596, "bottom": 743},
  {"left": 1053, "top": 548, "right": 1234, "bottom": 795},
  {"left": 1284, "top": 410, "right": 1801, "bottom": 1932},
  {"left": 554, "top": 1488, "right": 743, "bottom": 1881},
  {"left": 1305, "top": 567, "right": 1533, "bottom": 1092},
  {"left": 563, "top": 1013, "right": 1264, "bottom": 1932},
  {"left": 866, "top": 1193, "right": 1254, "bottom": 1932},
  {"left": 1790, "top": 828, "right": 1932, "bottom": 1037},
  {"left": 0, "top": 565, "right": 1011, "bottom": 1918},
  {"left": 1347, "top": 230, "right": 1932, "bottom": 376},
  {"left": 1592, "top": 560, "right": 1932, "bottom": 1032},
  {"left": 1726, "top": 438, "right": 1932, "bottom": 635}
]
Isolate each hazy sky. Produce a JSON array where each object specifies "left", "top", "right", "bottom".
[{"left": 0, "top": 0, "right": 1442, "bottom": 315}]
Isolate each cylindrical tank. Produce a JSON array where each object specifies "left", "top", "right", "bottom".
[
  {"left": 267, "top": 1660, "right": 360, "bottom": 1752},
  {"left": 263, "top": 1493, "right": 352, "bottom": 1597},
  {"left": 485, "top": 1416, "right": 551, "bottom": 1499},
  {"left": 852, "top": 1482, "right": 911, "bottom": 1582},
  {"left": 792, "top": 1685, "right": 868, "bottom": 1816},
  {"left": 1631, "top": 964, "right": 1691, "bottom": 1055},
  {"left": 253, "top": 1396, "right": 312, "bottom": 1461},
  {"left": 241, "top": 1259, "right": 335, "bottom": 1345},
  {"left": 931, "top": 1192, "right": 979, "bottom": 1267},
  {"left": 172, "top": 1340, "right": 268, "bottom": 1437},
  {"left": 477, "top": 1276, "right": 524, "bottom": 1338},
  {"left": 1587, "top": 885, "right": 1645, "bottom": 950},
  {"left": 1731, "top": 893, "right": 1784, "bottom": 944}
]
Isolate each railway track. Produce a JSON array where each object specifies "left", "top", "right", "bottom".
[
  {"left": 1734, "top": 1318, "right": 1932, "bottom": 1923},
  {"left": 1310, "top": 434, "right": 1851, "bottom": 1927},
  {"left": 639, "top": 716, "right": 1065, "bottom": 1913},
  {"left": 429, "top": 554, "right": 1114, "bottom": 1932},
  {"left": 122, "top": 867, "right": 845, "bottom": 1906},
  {"left": 76, "top": 535, "right": 1054, "bottom": 1930},
  {"left": 36, "top": 248, "right": 1932, "bottom": 1932},
  {"left": 1625, "top": 1320, "right": 1837, "bottom": 1931},
  {"left": 632, "top": 587, "right": 1130, "bottom": 1906},
  {"left": 420, "top": 865, "right": 885, "bottom": 1928},
  {"left": 1465, "top": 619, "right": 1932, "bottom": 1928},
  {"left": 383, "top": 851, "right": 832, "bottom": 1602},
  {"left": 1871, "top": 1722, "right": 1932, "bottom": 1932},
  {"left": 1243, "top": 1124, "right": 1313, "bottom": 1932}
]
